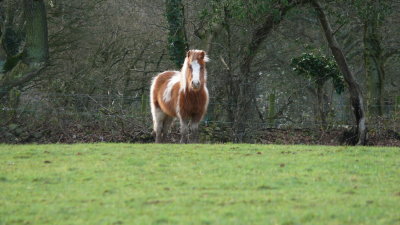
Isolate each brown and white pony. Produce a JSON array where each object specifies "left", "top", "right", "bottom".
[{"left": 150, "top": 49, "right": 209, "bottom": 143}]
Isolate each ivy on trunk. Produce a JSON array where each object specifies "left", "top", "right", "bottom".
[{"left": 165, "top": 0, "right": 188, "bottom": 68}]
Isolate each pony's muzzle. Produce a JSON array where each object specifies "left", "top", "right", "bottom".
[{"left": 192, "top": 80, "right": 200, "bottom": 89}]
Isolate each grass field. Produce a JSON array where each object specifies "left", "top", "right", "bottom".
[{"left": 0, "top": 144, "right": 399, "bottom": 225}]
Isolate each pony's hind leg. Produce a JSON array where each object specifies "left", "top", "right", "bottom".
[
  {"left": 152, "top": 107, "right": 166, "bottom": 143},
  {"left": 161, "top": 116, "right": 173, "bottom": 143}
]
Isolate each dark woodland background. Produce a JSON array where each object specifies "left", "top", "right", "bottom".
[{"left": 0, "top": 0, "right": 399, "bottom": 145}]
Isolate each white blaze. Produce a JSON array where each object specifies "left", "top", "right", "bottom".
[{"left": 191, "top": 60, "right": 201, "bottom": 84}]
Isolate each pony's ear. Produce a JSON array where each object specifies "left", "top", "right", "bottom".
[
  {"left": 186, "top": 50, "right": 192, "bottom": 58},
  {"left": 199, "top": 51, "right": 205, "bottom": 60}
]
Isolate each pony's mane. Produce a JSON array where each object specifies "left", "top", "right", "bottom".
[{"left": 180, "top": 57, "right": 189, "bottom": 92}]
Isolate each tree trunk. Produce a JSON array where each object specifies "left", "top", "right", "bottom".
[
  {"left": 396, "top": 96, "right": 400, "bottom": 114},
  {"left": 311, "top": 0, "right": 367, "bottom": 145},
  {"left": 316, "top": 84, "right": 327, "bottom": 129},
  {"left": 23, "top": 0, "right": 49, "bottom": 64},
  {"left": 363, "top": 16, "right": 385, "bottom": 117},
  {"left": 233, "top": 0, "right": 308, "bottom": 142},
  {"left": 268, "top": 92, "right": 276, "bottom": 127},
  {"left": 165, "top": 0, "right": 188, "bottom": 68},
  {"left": 0, "top": 0, "right": 48, "bottom": 99}
]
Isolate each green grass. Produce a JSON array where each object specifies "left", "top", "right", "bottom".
[{"left": 0, "top": 144, "right": 399, "bottom": 225}]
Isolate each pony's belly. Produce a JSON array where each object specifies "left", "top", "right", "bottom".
[
  {"left": 159, "top": 100, "right": 177, "bottom": 118},
  {"left": 180, "top": 105, "right": 204, "bottom": 117}
]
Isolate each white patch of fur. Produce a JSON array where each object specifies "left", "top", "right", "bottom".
[
  {"left": 191, "top": 60, "right": 201, "bottom": 84},
  {"left": 163, "top": 72, "right": 180, "bottom": 102}
]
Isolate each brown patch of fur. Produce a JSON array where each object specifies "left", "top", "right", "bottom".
[{"left": 179, "top": 86, "right": 208, "bottom": 122}]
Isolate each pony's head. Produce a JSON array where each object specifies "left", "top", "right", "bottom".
[{"left": 182, "top": 49, "right": 209, "bottom": 91}]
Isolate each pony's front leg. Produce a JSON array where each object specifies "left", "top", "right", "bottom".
[
  {"left": 190, "top": 122, "right": 200, "bottom": 143},
  {"left": 180, "top": 119, "right": 190, "bottom": 144},
  {"left": 155, "top": 124, "right": 163, "bottom": 143}
]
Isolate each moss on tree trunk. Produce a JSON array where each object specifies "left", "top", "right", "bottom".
[
  {"left": 0, "top": 0, "right": 48, "bottom": 99},
  {"left": 23, "top": 0, "right": 49, "bottom": 64}
]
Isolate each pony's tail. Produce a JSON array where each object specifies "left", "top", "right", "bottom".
[{"left": 149, "top": 75, "right": 158, "bottom": 132}]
